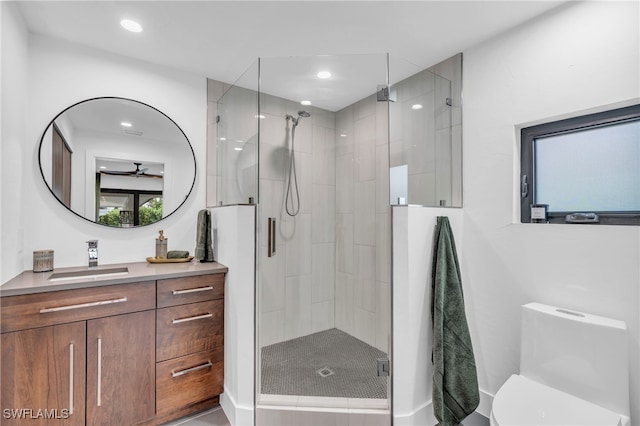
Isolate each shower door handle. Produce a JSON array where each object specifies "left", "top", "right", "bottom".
[{"left": 268, "top": 218, "right": 276, "bottom": 257}]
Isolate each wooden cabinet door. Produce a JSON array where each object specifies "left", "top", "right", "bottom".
[
  {"left": 1, "top": 322, "right": 86, "bottom": 426},
  {"left": 86, "top": 310, "right": 155, "bottom": 426}
]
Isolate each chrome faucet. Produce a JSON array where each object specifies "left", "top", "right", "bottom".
[{"left": 87, "top": 240, "right": 98, "bottom": 267}]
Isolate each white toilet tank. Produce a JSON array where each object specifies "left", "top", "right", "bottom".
[{"left": 520, "top": 302, "right": 629, "bottom": 419}]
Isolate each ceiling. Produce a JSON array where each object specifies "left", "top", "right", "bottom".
[{"left": 16, "top": 1, "right": 567, "bottom": 110}]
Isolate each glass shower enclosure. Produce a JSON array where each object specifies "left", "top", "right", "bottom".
[{"left": 216, "top": 53, "right": 460, "bottom": 422}]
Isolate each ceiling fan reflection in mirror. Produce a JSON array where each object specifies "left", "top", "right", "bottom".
[{"left": 99, "top": 161, "right": 163, "bottom": 179}]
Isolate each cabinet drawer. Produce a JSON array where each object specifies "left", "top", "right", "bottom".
[
  {"left": 156, "top": 300, "right": 224, "bottom": 362},
  {"left": 156, "top": 349, "right": 223, "bottom": 417},
  {"left": 1, "top": 282, "right": 156, "bottom": 333},
  {"left": 157, "top": 274, "right": 224, "bottom": 308}
]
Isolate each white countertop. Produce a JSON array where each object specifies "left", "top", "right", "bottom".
[{"left": 0, "top": 261, "right": 228, "bottom": 297}]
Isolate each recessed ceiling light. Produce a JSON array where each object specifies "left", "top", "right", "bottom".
[
  {"left": 317, "top": 71, "right": 331, "bottom": 79},
  {"left": 301, "top": 100, "right": 312, "bottom": 106},
  {"left": 411, "top": 104, "right": 423, "bottom": 110},
  {"left": 219, "top": 137, "right": 227, "bottom": 141},
  {"left": 120, "top": 121, "right": 132, "bottom": 127},
  {"left": 255, "top": 114, "right": 266, "bottom": 119},
  {"left": 99, "top": 166, "right": 107, "bottom": 169},
  {"left": 234, "top": 147, "right": 243, "bottom": 151},
  {"left": 339, "top": 133, "right": 347, "bottom": 137},
  {"left": 120, "top": 19, "right": 143, "bottom": 33}
]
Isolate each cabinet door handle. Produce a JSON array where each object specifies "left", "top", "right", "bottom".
[
  {"left": 171, "top": 361, "right": 213, "bottom": 378},
  {"left": 172, "top": 286, "right": 213, "bottom": 295},
  {"left": 39, "top": 297, "right": 127, "bottom": 313},
  {"left": 96, "top": 338, "right": 102, "bottom": 407},
  {"left": 172, "top": 313, "right": 213, "bottom": 324},
  {"left": 69, "top": 343, "right": 74, "bottom": 415}
]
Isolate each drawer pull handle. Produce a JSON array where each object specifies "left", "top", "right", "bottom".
[
  {"left": 97, "top": 338, "right": 102, "bottom": 407},
  {"left": 40, "top": 297, "right": 127, "bottom": 313},
  {"left": 172, "top": 286, "right": 213, "bottom": 295},
  {"left": 172, "top": 313, "right": 213, "bottom": 324},
  {"left": 69, "top": 343, "right": 74, "bottom": 415},
  {"left": 171, "top": 361, "right": 213, "bottom": 378}
]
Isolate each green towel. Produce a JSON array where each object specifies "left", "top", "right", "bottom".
[
  {"left": 167, "top": 250, "right": 189, "bottom": 259},
  {"left": 195, "top": 209, "right": 214, "bottom": 262},
  {"left": 431, "top": 216, "right": 479, "bottom": 426}
]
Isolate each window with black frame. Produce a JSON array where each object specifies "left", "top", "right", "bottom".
[
  {"left": 520, "top": 104, "right": 640, "bottom": 226},
  {"left": 98, "top": 189, "right": 163, "bottom": 227}
]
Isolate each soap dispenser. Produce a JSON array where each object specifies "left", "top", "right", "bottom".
[{"left": 155, "top": 230, "right": 168, "bottom": 259}]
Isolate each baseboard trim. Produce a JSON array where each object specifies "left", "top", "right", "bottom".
[
  {"left": 477, "top": 388, "right": 495, "bottom": 418},
  {"left": 393, "top": 400, "right": 437, "bottom": 426},
  {"left": 220, "top": 388, "right": 254, "bottom": 426},
  {"left": 393, "top": 390, "right": 494, "bottom": 426}
]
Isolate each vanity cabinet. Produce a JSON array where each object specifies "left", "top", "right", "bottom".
[
  {"left": 0, "top": 269, "right": 226, "bottom": 426},
  {"left": 154, "top": 274, "right": 224, "bottom": 422},
  {"left": 1, "top": 322, "right": 87, "bottom": 426},
  {"left": 1, "top": 282, "right": 156, "bottom": 426},
  {"left": 86, "top": 311, "right": 156, "bottom": 425}
]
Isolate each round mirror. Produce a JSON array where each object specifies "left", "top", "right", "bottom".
[{"left": 38, "top": 97, "right": 196, "bottom": 227}]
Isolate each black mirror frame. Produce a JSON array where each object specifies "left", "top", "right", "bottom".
[{"left": 37, "top": 96, "right": 197, "bottom": 228}]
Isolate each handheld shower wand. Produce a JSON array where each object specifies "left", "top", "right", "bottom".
[{"left": 285, "top": 111, "right": 311, "bottom": 216}]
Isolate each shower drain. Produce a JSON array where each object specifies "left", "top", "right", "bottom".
[{"left": 316, "top": 367, "right": 335, "bottom": 378}]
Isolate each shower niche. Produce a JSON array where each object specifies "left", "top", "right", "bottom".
[{"left": 210, "top": 53, "right": 462, "bottom": 420}]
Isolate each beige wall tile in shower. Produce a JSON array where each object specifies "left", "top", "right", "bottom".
[
  {"left": 354, "top": 115, "right": 376, "bottom": 182},
  {"left": 353, "top": 307, "right": 376, "bottom": 347},
  {"left": 260, "top": 248, "right": 286, "bottom": 313},
  {"left": 335, "top": 271, "right": 355, "bottom": 335},
  {"left": 260, "top": 309, "right": 285, "bottom": 348},
  {"left": 285, "top": 275, "right": 312, "bottom": 340},
  {"left": 283, "top": 213, "right": 312, "bottom": 277},
  {"left": 336, "top": 106, "right": 354, "bottom": 156},
  {"left": 312, "top": 107, "right": 336, "bottom": 130},
  {"left": 354, "top": 244, "right": 376, "bottom": 313},
  {"left": 312, "top": 242, "right": 336, "bottom": 303},
  {"left": 354, "top": 181, "right": 375, "bottom": 246},
  {"left": 336, "top": 153, "right": 354, "bottom": 214},
  {"left": 336, "top": 213, "right": 354, "bottom": 274},
  {"left": 292, "top": 116, "right": 313, "bottom": 154},
  {"left": 375, "top": 146, "right": 390, "bottom": 213},
  {"left": 311, "top": 300, "right": 335, "bottom": 333},
  {"left": 311, "top": 184, "right": 336, "bottom": 243},
  {"left": 375, "top": 212, "right": 390, "bottom": 284},
  {"left": 375, "top": 280, "right": 391, "bottom": 353},
  {"left": 353, "top": 95, "right": 375, "bottom": 122},
  {"left": 313, "top": 125, "right": 336, "bottom": 186}
]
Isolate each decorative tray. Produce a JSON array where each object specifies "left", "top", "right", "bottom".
[{"left": 146, "top": 256, "right": 194, "bottom": 264}]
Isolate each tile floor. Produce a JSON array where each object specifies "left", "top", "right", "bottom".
[
  {"left": 162, "top": 406, "right": 490, "bottom": 426},
  {"left": 461, "top": 411, "right": 490, "bottom": 426},
  {"left": 160, "top": 407, "right": 230, "bottom": 426},
  {"left": 261, "top": 328, "right": 388, "bottom": 399}
]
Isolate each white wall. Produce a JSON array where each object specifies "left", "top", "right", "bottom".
[
  {"left": 212, "top": 205, "right": 256, "bottom": 426},
  {"left": 1, "top": 35, "right": 207, "bottom": 277},
  {"left": 392, "top": 206, "right": 463, "bottom": 426},
  {"left": 0, "top": 2, "right": 29, "bottom": 283},
  {"left": 462, "top": 1, "right": 640, "bottom": 421}
]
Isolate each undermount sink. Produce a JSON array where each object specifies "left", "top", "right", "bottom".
[{"left": 48, "top": 267, "right": 129, "bottom": 281}]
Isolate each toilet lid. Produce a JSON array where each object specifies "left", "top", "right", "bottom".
[{"left": 492, "top": 375, "right": 622, "bottom": 426}]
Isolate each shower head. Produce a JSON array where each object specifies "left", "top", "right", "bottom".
[{"left": 287, "top": 110, "right": 311, "bottom": 128}]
